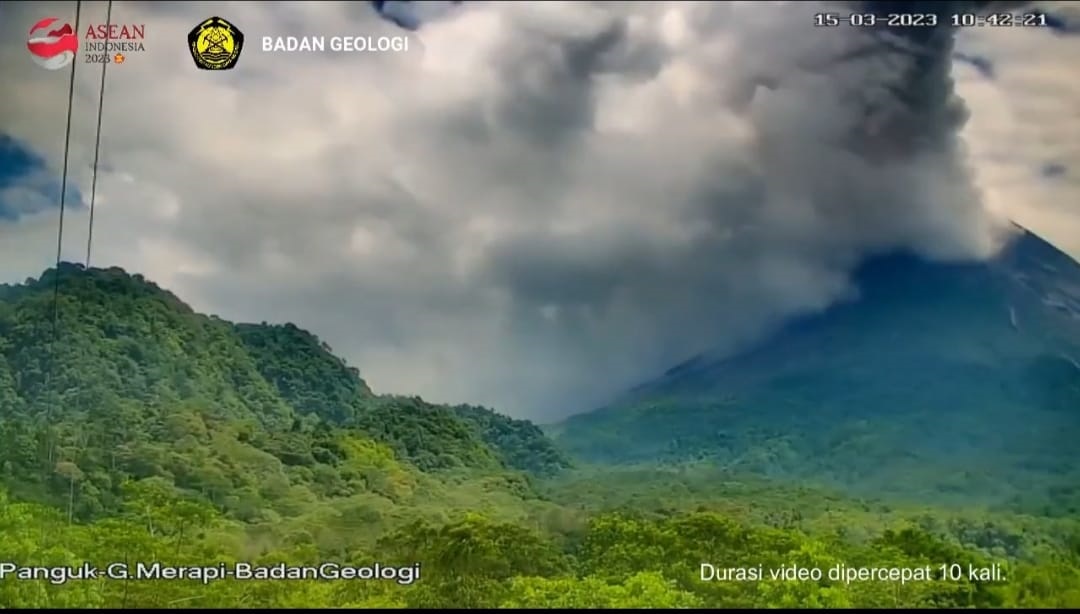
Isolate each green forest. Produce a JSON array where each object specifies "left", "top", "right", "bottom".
[{"left": 1, "top": 264, "right": 1078, "bottom": 608}]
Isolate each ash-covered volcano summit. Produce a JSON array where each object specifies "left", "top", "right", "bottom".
[{"left": 554, "top": 228, "right": 1080, "bottom": 511}]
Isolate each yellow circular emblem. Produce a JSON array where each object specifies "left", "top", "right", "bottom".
[{"left": 187, "top": 17, "right": 244, "bottom": 71}]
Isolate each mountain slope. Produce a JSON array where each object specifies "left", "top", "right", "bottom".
[
  {"left": 0, "top": 260, "right": 1077, "bottom": 608},
  {"left": 234, "top": 321, "right": 570, "bottom": 475},
  {"left": 0, "top": 263, "right": 567, "bottom": 516},
  {"left": 235, "top": 321, "right": 376, "bottom": 423},
  {"left": 554, "top": 230, "right": 1080, "bottom": 512}
]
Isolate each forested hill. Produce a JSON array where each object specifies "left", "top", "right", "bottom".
[
  {"left": 2, "top": 266, "right": 1079, "bottom": 609},
  {"left": 0, "top": 263, "right": 569, "bottom": 517}
]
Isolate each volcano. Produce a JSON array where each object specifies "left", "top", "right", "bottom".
[{"left": 553, "top": 229, "right": 1080, "bottom": 512}]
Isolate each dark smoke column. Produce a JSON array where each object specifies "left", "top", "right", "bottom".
[{"left": 840, "top": 1, "right": 1025, "bottom": 156}]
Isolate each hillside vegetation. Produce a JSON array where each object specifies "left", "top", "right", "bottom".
[
  {"left": 0, "top": 264, "right": 1077, "bottom": 608},
  {"left": 554, "top": 233, "right": 1080, "bottom": 515}
]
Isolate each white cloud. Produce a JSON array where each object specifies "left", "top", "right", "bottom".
[
  {"left": 0, "top": 1, "right": 1075, "bottom": 420},
  {"left": 954, "top": 6, "right": 1080, "bottom": 256}
]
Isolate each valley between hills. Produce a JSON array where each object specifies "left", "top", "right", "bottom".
[{"left": 1, "top": 232, "right": 1078, "bottom": 607}]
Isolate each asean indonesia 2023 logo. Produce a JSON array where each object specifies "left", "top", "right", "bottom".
[{"left": 27, "top": 17, "right": 78, "bottom": 70}]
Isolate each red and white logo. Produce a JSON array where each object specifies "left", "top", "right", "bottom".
[{"left": 27, "top": 17, "right": 79, "bottom": 70}]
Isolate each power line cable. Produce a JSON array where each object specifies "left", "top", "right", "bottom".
[
  {"left": 39, "top": 0, "right": 82, "bottom": 490},
  {"left": 85, "top": 0, "right": 112, "bottom": 268},
  {"left": 52, "top": 0, "right": 83, "bottom": 341}
]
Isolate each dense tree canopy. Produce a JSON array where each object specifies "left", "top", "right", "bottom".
[{"left": 0, "top": 265, "right": 1076, "bottom": 607}]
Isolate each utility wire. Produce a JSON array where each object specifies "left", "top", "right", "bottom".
[
  {"left": 40, "top": 0, "right": 82, "bottom": 489},
  {"left": 52, "top": 0, "right": 83, "bottom": 342},
  {"left": 85, "top": 0, "right": 113, "bottom": 268}
]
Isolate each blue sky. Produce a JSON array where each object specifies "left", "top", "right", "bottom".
[{"left": 0, "top": 134, "right": 83, "bottom": 223}]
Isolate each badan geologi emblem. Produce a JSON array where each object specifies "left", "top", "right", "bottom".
[{"left": 188, "top": 16, "right": 244, "bottom": 70}]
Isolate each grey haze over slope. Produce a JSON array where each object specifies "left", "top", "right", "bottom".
[
  {"left": 628, "top": 228, "right": 1078, "bottom": 403},
  {"left": 553, "top": 229, "right": 1080, "bottom": 507}
]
